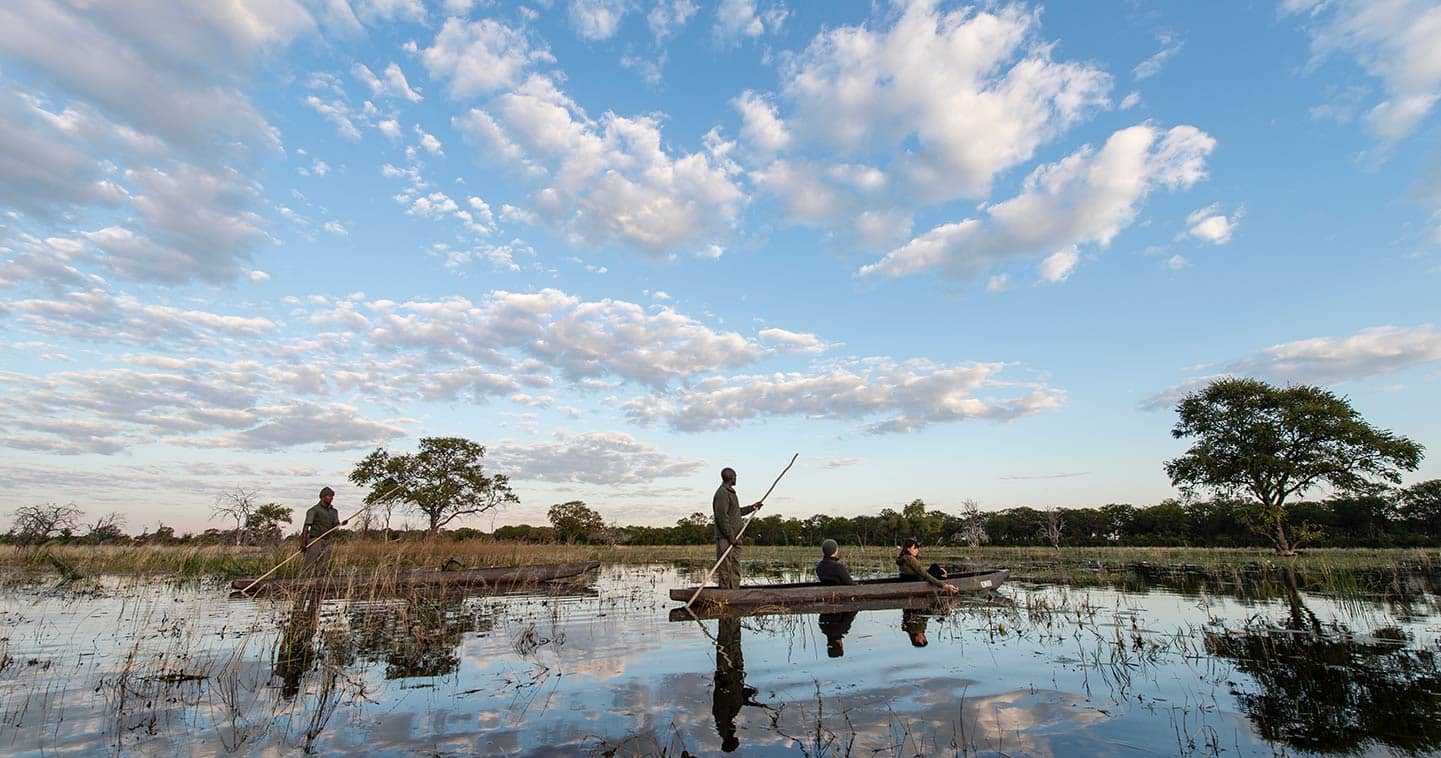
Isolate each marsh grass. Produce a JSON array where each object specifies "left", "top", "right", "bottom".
[{"left": 5, "top": 541, "right": 1439, "bottom": 595}]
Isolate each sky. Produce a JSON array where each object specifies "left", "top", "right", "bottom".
[{"left": 2, "top": 0, "right": 1440, "bottom": 536}]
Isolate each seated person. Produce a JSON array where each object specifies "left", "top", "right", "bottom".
[
  {"left": 896, "top": 538, "right": 959, "bottom": 594},
  {"left": 815, "top": 539, "right": 856, "bottom": 585}
]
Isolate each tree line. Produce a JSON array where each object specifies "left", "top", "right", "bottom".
[{"left": 4, "top": 378, "right": 1432, "bottom": 552}]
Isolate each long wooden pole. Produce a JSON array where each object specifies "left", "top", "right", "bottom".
[
  {"left": 236, "top": 483, "right": 399, "bottom": 596},
  {"left": 684, "top": 453, "right": 797, "bottom": 610}
]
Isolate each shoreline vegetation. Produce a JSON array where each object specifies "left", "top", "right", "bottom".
[{"left": 3, "top": 540, "right": 1438, "bottom": 591}]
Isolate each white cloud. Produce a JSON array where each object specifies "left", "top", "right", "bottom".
[
  {"left": 734, "top": 90, "right": 792, "bottom": 155},
  {"left": 415, "top": 125, "right": 444, "bottom": 155},
  {"left": 986, "top": 273, "right": 1010, "bottom": 292},
  {"left": 0, "top": 0, "right": 307, "bottom": 152},
  {"left": 648, "top": 0, "right": 699, "bottom": 42},
  {"left": 777, "top": 2, "right": 1112, "bottom": 203},
  {"left": 1183, "top": 203, "right": 1243, "bottom": 244},
  {"left": 0, "top": 89, "right": 130, "bottom": 218},
  {"left": 1287, "top": 0, "right": 1441, "bottom": 144},
  {"left": 1119, "top": 91, "right": 1142, "bottom": 110},
  {"left": 323, "top": 220, "right": 348, "bottom": 235},
  {"left": 1133, "top": 33, "right": 1183, "bottom": 80},
  {"left": 570, "top": 0, "right": 629, "bottom": 41},
  {"left": 454, "top": 75, "right": 745, "bottom": 255},
  {"left": 492, "top": 431, "right": 704, "bottom": 484},
  {"left": 714, "top": 0, "right": 786, "bottom": 43},
  {"left": 860, "top": 124, "right": 1215, "bottom": 280},
  {"left": 624, "top": 358, "right": 1064, "bottom": 434},
  {"left": 422, "top": 18, "right": 554, "bottom": 100},
  {"left": 1166, "top": 254, "right": 1188, "bottom": 270},
  {"left": 757, "top": 327, "right": 829, "bottom": 354},
  {"left": 1145, "top": 324, "right": 1441, "bottom": 408},
  {"left": 353, "top": 62, "right": 422, "bottom": 102},
  {"left": 378, "top": 119, "right": 402, "bottom": 139},
  {"left": 1036, "top": 246, "right": 1079, "bottom": 283},
  {"left": 304, "top": 95, "right": 362, "bottom": 140}
]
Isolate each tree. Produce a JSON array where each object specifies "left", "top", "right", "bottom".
[
  {"left": 85, "top": 512, "right": 128, "bottom": 544},
  {"left": 548, "top": 501, "right": 604, "bottom": 544},
  {"left": 1398, "top": 480, "right": 1441, "bottom": 538},
  {"left": 350, "top": 437, "right": 519, "bottom": 534},
  {"left": 9, "top": 503, "right": 84, "bottom": 545},
  {"left": 1040, "top": 507, "right": 1066, "bottom": 549},
  {"left": 1165, "top": 378, "right": 1424, "bottom": 554},
  {"left": 211, "top": 487, "right": 260, "bottom": 545},
  {"left": 956, "top": 499, "right": 989, "bottom": 547},
  {"left": 245, "top": 503, "right": 293, "bottom": 545}
]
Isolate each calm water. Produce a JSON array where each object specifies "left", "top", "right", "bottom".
[{"left": 2, "top": 564, "right": 1440, "bottom": 756}]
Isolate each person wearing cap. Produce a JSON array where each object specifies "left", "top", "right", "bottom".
[
  {"left": 299, "top": 487, "right": 347, "bottom": 576},
  {"left": 896, "top": 538, "right": 959, "bottom": 594},
  {"left": 815, "top": 539, "right": 855, "bottom": 586},
  {"left": 712, "top": 467, "right": 763, "bottom": 589}
]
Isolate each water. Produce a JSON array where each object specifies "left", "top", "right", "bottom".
[{"left": 2, "top": 564, "right": 1439, "bottom": 756}]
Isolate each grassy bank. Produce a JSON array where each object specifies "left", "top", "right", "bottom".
[{"left": 3, "top": 540, "right": 1438, "bottom": 586}]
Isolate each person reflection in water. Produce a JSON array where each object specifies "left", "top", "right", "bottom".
[
  {"left": 818, "top": 611, "right": 858, "bottom": 657},
  {"left": 713, "top": 616, "right": 762, "bottom": 752},
  {"left": 902, "top": 608, "right": 931, "bottom": 647},
  {"left": 274, "top": 593, "right": 322, "bottom": 699}
]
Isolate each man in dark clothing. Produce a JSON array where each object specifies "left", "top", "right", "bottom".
[
  {"left": 713, "top": 616, "right": 761, "bottom": 752},
  {"left": 712, "top": 467, "right": 762, "bottom": 589},
  {"left": 815, "top": 539, "right": 856, "bottom": 585},
  {"left": 300, "top": 486, "right": 346, "bottom": 576}
]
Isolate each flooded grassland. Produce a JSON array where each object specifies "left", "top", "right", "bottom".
[{"left": 2, "top": 558, "right": 1440, "bottom": 756}]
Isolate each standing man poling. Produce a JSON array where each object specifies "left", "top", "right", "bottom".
[
  {"left": 712, "top": 467, "right": 763, "bottom": 589},
  {"left": 300, "top": 486, "right": 347, "bottom": 576}
]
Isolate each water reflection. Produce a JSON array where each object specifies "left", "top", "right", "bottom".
[
  {"left": 817, "top": 611, "right": 856, "bottom": 657},
  {"left": 273, "top": 593, "right": 321, "bottom": 700},
  {"left": 1205, "top": 577, "right": 1441, "bottom": 755},
  {"left": 712, "top": 616, "right": 765, "bottom": 752}
]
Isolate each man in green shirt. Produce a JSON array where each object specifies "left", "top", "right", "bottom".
[
  {"left": 300, "top": 487, "right": 346, "bottom": 576},
  {"left": 712, "top": 467, "right": 763, "bottom": 589}
]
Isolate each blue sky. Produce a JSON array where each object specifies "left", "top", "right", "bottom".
[{"left": 2, "top": 0, "right": 1439, "bottom": 534}]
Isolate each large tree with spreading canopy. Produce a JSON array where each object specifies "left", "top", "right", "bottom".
[
  {"left": 1165, "top": 378, "right": 1423, "bottom": 553},
  {"left": 350, "top": 437, "right": 518, "bottom": 534}
]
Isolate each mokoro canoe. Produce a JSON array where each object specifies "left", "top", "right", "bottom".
[
  {"left": 669, "top": 569, "right": 1008, "bottom": 608},
  {"left": 231, "top": 560, "right": 601, "bottom": 595},
  {"left": 667, "top": 592, "right": 1010, "bottom": 621}
]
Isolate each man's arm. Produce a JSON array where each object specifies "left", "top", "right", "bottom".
[{"left": 838, "top": 563, "right": 856, "bottom": 586}]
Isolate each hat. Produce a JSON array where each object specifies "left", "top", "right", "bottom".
[{"left": 821, "top": 539, "right": 838, "bottom": 556}]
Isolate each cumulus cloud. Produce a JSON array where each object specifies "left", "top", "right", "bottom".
[
  {"left": 648, "top": 0, "right": 699, "bottom": 42},
  {"left": 1183, "top": 203, "right": 1243, "bottom": 244},
  {"left": 624, "top": 358, "right": 1064, "bottom": 434},
  {"left": 454, "top": 75, "right": 744, "bottom": 255},
  {"left": 714, "top": 0, "right": 787, "bottom": 43},
  {"left": 1286, "top": 0, "right": 1441, "bottom": 144},
  {"left": 491, "top": 431, "right": 704, "bottom": 484},
  {"left": 1145, "top": 324, "right": 1441, "bottom": 408},
  {"left": 422, "top": 18, "right": 554, "bottom": 100},
  {"left": 1036, "top": 246, "right": 1079, "bottom": 283},
  {"left": 0, "top": 90, "right": 129, "bottom": 218},
  {"left": 777, "top": 2, "right": 1112, "bottom": 203},
  {"left": 859, "top": 124, "right": 1215, "bottom": 280}
]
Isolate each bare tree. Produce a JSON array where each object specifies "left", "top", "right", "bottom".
[
  {"left": 10, "top": 503, "right": 84, "bottom": 545},
  {"left": 1040, "top": 507, "right": 1066, "bottom": 549},
  {"left": 957, "top": 499, "right": 989, "bottom": 548},
  {"left": 212, "top": 487, "right": 260, "bottom": 546}
]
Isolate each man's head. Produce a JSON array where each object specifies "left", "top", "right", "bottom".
[
  {"left": 720, "top": 467, "right": 736, "bottom": 486},
  {"left": 821, "top": 539, "right": 839, "bottom": 557},
  {"left": 319, "top": 486, "right": 335, "bottom": 504}
]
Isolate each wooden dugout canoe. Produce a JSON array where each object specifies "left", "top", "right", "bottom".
[
  {"left": 669, "top": 568, "right": 1008, "bottom": 609},
  {"left": 231, "top": 560, "right": 601, "bottom": 595}
]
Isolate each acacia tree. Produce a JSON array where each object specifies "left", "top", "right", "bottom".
[
  {"left": 245, "top": 503, "right": 293, "bottom": 545},
  {"left": 548, "top": 501, "right": 604, "bottom": 544},
  {"left": 1165, "top": 378, "right": 1423, "bottom": 554},
  {"left": 350, "top": 437, "right": 518, "bottom": 534}
]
